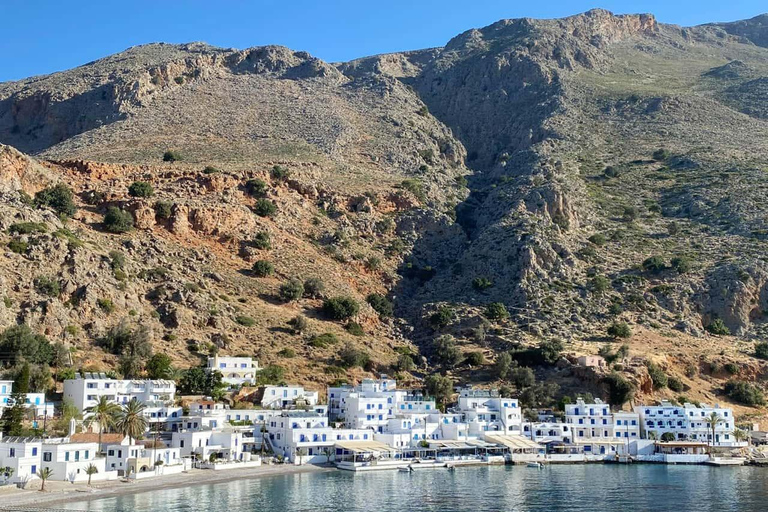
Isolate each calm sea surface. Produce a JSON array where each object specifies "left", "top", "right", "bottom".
[{"left": 60, "top": 465, "right": 768, "bottom": 512}]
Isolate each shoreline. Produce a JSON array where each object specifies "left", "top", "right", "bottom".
[{"left": 0, "top": 463, "right": 334, "bottom": 509}]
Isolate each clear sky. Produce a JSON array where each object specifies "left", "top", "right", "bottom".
[{"left": 1, "top": 0, "right": 765, "bottom": 82}]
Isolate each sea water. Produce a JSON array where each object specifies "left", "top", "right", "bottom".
[{"left": 60, "top": 464, "right": 768, "bottom": 512}]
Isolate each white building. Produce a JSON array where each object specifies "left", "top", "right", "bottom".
[
  {"left": 635, "top": 400, "right": 740, "bottom": 446},
  {"left": 39, "top": 439, "right": 113, "bottom": 483},
  {"left": 206, "top": 356, "right": 260, "bottom": 386},
  {"left": 64, "top": 373, "right": 177, "bottom": 429},
  {"left": 565, "top": 398, "right": 640, "bottom": 455},
  {"left": 106, "top": 443, "right": 181, "bottom": 475},
  {"left": 265, "top": 410, "right": 374, "bottom": 463},
  {"left": 171, "top": 428, "right": 246, "bottom": 461},
  {"left": 0, "top": 380, "right": 55, "bottom": 417},
  {"left": 259, "top": 385, "right": 319, "bottom": 409},
  {"left": 455, "top": 388, "right": 523, "bottom": 436},
  {"left": 523, "top": 422, "right": 572, "bottom": 444},
  {"left": 0, "top": 437, "right": 117, "bottom": 484},
  {"left": 0, "top": 437, "right": 42, "bottom": 484}
]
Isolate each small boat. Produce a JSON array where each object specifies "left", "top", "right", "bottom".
[
  {"left": 526, "top": 462, "right": 543, "bottom": 469},
  {"left": 706, "top": 457, "right": 746, "bottom": 466},
  {"left": 447, "top": 465, "right": 456, "bottom": 472},
  {"left": 398, "top": 466, "right": 414, "bottom": 473}
]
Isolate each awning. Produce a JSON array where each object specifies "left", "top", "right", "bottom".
[
  {"left": 482, "top": 434, "right": 542, "bottom": 450},
  {"left": 334, "top": 440, "right": 396, "bottom": 453},
  {"left": 655, "top": 441, "right": 708, "bottom": 447},
  {"left": 573, "top": 438, "right": 627, "bottom": 446},
  {"left": 429, "top": 440, "right": 475, "bottom": 449}
]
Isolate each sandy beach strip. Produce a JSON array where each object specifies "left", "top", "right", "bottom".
[{"left": 0, "top": 463, "right": 334, "bottom": 509}]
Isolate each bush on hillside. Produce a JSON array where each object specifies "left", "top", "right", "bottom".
[{"left": 103, "top": 207, "right": 134, "bottom": 233}]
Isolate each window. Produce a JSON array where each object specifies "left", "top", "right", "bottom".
[
  {"left": 32, "top": 447, "right": 37, "bottom": 456},
  {"left": 108, "top": 450, "right": 114, "bottom": 456},
  {"left": 8, "top": 448, "right": 15, "bottom": 458},
  {"left": 31, "top": 465, "right": 36, "bottom": 474},
  {"left": 65, "top": 452, "right": 70, "bottom": 461}
]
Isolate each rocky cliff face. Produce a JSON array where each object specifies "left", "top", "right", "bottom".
[{"left": 2, "top": 9, "right": 768, "bottom": 407}]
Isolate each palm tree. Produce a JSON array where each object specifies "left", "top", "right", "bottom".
[
  {"left": 705, "top": 412, "right": 724, "bottom": 454},
  {"left": 733, "top": 428, "right": 749, "bottom": 448},
  {"left": 115, "top": 398, "right": 147, "bottom": 445},
  {"left": 37, "top": 467, "right": 53, "bottom": 492},
  {"left": 85, "top": 463, "right": 98, "bottom": 486},
  {"left": 85, "top": 396, "right": 122, "bottom": 453}
]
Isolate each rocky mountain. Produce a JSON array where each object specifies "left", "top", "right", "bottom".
[{"left": 2, "top": 9, "right": 768, "bottom": 415}]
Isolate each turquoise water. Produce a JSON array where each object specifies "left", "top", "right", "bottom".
[{"left": 60, "top": 465, "right": 768, "bottom": 512}]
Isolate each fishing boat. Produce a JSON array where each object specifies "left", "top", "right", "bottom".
[{"left": 526, "top": 462, "right": 543, "bottom": 469}]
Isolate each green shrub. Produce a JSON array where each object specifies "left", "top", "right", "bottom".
[
  {"left": 254, "top": 199, "right": 277, "bottom": 217},
  {"left": 252, "top": 231, "right": 271, "bottom": 250},
  {"left": 472, "top": 277, "right": 493, "bottom": 291},
  {"left": 603, "top": 166, "right": 620, "bottom": 178},
  {"left": 251, "top": 260, "right": 274, "bottom": 277},
  {"left": 203, "top": 166, "right": 220, "bottom": 174},
  {"left": 287, "top": 315, "right": 308, "bottom": 333},
  {"left": 8, "top": 239, "right": 28, "bottom": 254},
  {"left": 607, "top": 321, "right": 632, "bottom": 338},
  {"left": 465, "top": 351, "right": 485, "bottom": 366},
  {"left": 278, "top": 348, "right": 296, "bottom": 358},
  {"left": 591, "top": 275, "right": 611, "bottom": 294},
  {"left": 163, "top": 150, "right": 182, "bottom": 162},
  {"left": 34, "top": 275, "right": 61, "bottom": 297},
  {"left": 429, "top": 306, "right": 454, "bottom": 328},
  {"left": 128, "top": 181, "right": 154, "bottom": 198},
  {"left": 303, "top": 277, "right": 325, "bottom": 298},
  {"left": 622, "top": 206, "right": 638, "bottom": 221},
  {"left": 245, "top": 179, "right": 268, "bottom": 197},
  {"left": 588, "top": 233, "right": 606, "bottom": 246},
  {"left": 103, "top": 207, "right": 134, "bottom": 233},
  {"left": 97, "top": 298, "right": 115, "bottom": 314},
  {"left": 539, "top": 338, "right": 564, "bottom": 364},
  {"left": 416, "top": 105, "right": 429, "bottom": 117},
  {"left": 603, "top": 373, "right": 635, "bottom": 406},
  {"left": 345, "top": 322, "right": 364, "bottom": 336},
  {"left": 707, "top": 318, "right": 730, "bottom": 336},
  {"left": 154, "top": 201, "right": 172, "bottom": 220},
  {"left": 652, "top": 148, "right": 670, "bottom": 161},
  {"left": 724, "top": 380, "right": 765, "bottom": 406},
  {"left": 278, "top": 279, "right": 304, "bottom": 302},
  {"left": 365, "top": 256, "right": 381, "bottom": 271},
  {"left": 366, "top": 293, "right": 393, "bottom": 318},
  {"left": 511, "top": 367, "right": 535, "bottom": 388},
  {"left": 642, "top": 256, "right": 666, "bottom": 274},
  {"left": 339, "top": 343, "right": 370, "bottom": 369},
  {"left": 432, "top": 334, "right": 461, "bottom": 368},
  {"left": 400, "top": 179, "right": 425, "bottom": 202},
  {"left": 754, "top": 342, "right": 768, "bottom": 360},
  {"left": 270, "top": 166, "right": 289, "bottom": 181},
  {"left": 671, "top": 256, "right": 692, "bottom": 274},
  {"left": 646, "top": 361, "right": 668, "bottom": 389},
  {"left": 35, "top": 184, "right": 77, "bottom": 217},
  {"left": 310, "top": 333, "right": 339, "bottom": 348},
  {"left": 485, "top": 302, "right": 509, "bottom": 321},
  {"left": 667, "top": 377, "right": 684, "bottom": 392},
  {"left": 724, "top": 362, "right": 740, "bottom": 375},
  {"left": 322, "top": 296, "right": 359, "bottom": 320},
  {"left": 8, "top": 222, "right": 47, "bottom": 235},
  {"left": 397, "top": 354, "right": 416, "bottom": 371},
  {"left": 235, "top": 315, "right": 256, "bottom": 327}
]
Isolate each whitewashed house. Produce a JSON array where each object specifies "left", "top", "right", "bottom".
[
  {"left": 206, "top": 356, "right": 260, "bottom": 386},
  {"left": 635, "top": 401, "right": 740, "bottom": 446},
  {"left": 523, "top": 422, "right": 573, "bottom": 444},
  {"left": 456, "top": 388, "right": 523, "bottom": 437},
  {"left": 260, "top": 385, "right": 319, "bottom": 409},
  {"left": 106, "top": 443, "right": 181, "bottom": 475},
  {"left": 0, "top": 437, "right": 42, "bottom": 484},
  {"left": 171, "top": 428, "right": 246, "bottom": 461},
  {"left": 565, "top": 398, "right": 640, "bottom": 455},
  {"left": 0, "top": 380, "right": 55, "bottom": 417},
  {"left": 65, "top": 373, "right": 176, "bottom": 410},
  {"left": 39, "top": 439, "right": 114, "bottom": 483}
]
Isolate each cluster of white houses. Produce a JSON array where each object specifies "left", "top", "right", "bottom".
[{"left": 0, "top": 357, "right": 747, "bottom": 484}]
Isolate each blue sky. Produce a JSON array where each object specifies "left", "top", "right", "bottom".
[{"left": 1, "top": 1, "right": 765, "bottom": 82}]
